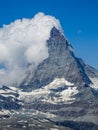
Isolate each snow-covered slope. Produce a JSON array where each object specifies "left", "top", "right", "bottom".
[
  {"left": 90, "top": 77, "right": 98, "bottom": 89},
  {"left": 0, "top": 85, "right": 22, "bottom": 117},
  {"left": 19, "top": 78, "right": 78, "bottom": 104},
  {"left": 0, "top": 86, "right": 18, "bottom": 98},
  {"left": 0, "top": 110, "right": 11, "bottom": 117}
]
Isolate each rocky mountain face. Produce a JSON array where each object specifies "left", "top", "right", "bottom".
[
  {"left": 19, "top": 27, "right": 91, "bottom": 91},
  {"left": 0, "top": 27, "right": 98, "bottom": 130},
  {"left": 78, "top": 58, "right": 98, "bottom": 89}
]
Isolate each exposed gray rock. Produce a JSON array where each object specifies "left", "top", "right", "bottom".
[
  {"left": 78, "top": 58, "right": 98, "bottom": 78},
  {"left": 0, "top": 85, "right": 22, "bottom": 111},
  {"left": 19, "top": 27, "right": 91, "bottom": 91}
]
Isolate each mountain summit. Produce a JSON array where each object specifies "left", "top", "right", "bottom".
[{"left": 20, "top": 27, "right": 91, "bottom": 91}]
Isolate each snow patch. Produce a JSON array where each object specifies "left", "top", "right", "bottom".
[
  {"left": 19, "top": 78, "right": 78, "bottom": 104},
  {"left": 0, "top": 85, "right": 19, "bottom": 102},
  {"left": 60, "top": 87, "right": 78, "bottom": 102},
  {"left": 0, "top": 110, "right": 11, "bottom": 116},
  {"left": 90, "top": 77, "right": 98, "bottom": 89},
  {"left": 0, "top": 86, "right": 18, "bottom": 98}
]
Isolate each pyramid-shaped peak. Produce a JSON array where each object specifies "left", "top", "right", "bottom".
[{"left": 50, "top": 27, "right": 62, "bottom": 37}]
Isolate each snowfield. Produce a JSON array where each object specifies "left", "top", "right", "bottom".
[{"left": 19, "top": 78, "right": 78, "bottom": 104}]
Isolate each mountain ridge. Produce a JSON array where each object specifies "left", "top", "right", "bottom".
[{"left": 19, "top": 27, "right": 92, "bottom": 91}]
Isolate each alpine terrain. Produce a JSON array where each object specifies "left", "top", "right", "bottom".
[{"left": 0, "top": 13, "right": 98, "bottom": 130}]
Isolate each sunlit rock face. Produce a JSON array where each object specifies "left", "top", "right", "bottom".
[{"left": 20, "top": 27, "right": 91, "bottom": 91}]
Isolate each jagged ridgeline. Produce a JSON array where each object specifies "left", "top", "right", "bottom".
[{"left": 19, "top": 27, "right": 91, "bottom": 91}]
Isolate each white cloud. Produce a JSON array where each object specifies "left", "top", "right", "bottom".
[{"left": 0, "top": 12, "right": 62, "bottom": 86}]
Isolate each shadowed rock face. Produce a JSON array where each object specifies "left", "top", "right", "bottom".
[
  {"left": 78, "top": 58, "right": 98, "bottom": 78},
  {"left": 19, "top": 27, "right": 91, "bottom": 91}
]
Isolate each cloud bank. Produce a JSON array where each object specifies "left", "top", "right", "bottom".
[{"left": 0, "top": 12, "right": 62, "bottom": 86}]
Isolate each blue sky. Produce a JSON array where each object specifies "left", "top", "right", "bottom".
[{"left": 0, "top": 0, "right": 98, "bottom": 69}]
